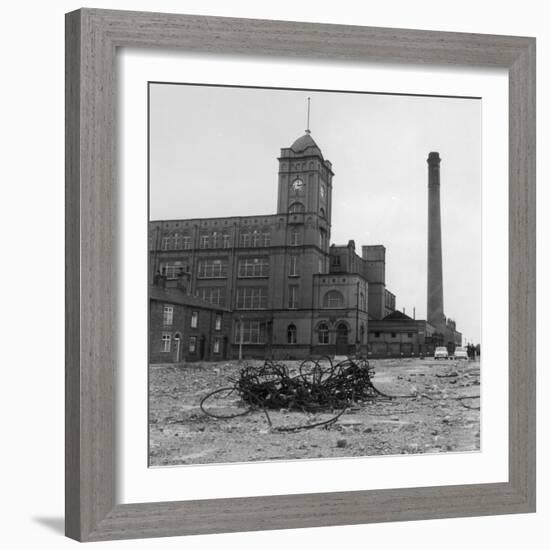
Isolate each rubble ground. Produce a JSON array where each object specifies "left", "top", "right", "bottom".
[{"left": 149, "top": 357, "right": 480, "bottom": 466}]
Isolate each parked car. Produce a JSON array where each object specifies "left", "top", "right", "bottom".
[
  {"left": 453, "top": 346, "right": 468, "bottom": 360},
  {"left": 434, "top": 346, "right": 449, "bottom": 360}
]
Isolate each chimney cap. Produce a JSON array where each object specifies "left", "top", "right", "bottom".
[{"left": 427, "top": 151, "right": 441, "bottom": 164}]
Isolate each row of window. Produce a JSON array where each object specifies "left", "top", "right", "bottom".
[
  {"left": 372, "top": 331, "right": 414, "bottom": 338},
  {"left": 233, "top": 321, "right": 349, "bottom": 345},
  {"left": 157, "top": 229, "right": 330, "bottom": 256},
  {"left": 158, "top": 230, "right": 274, "bottom": 251},
  {"left": 282, "top": 161, "right": 316, "bottom": 171},
  {"left": 161, "top": 256, "right": 302, "bottom": 281},
  {"left": 161, "top": 321, "right": 362, "bottom": 349},
  {"left": 160, "top": 333, "right": 224, "bottom": 354},
  {"left": 162, "top": 305, "right": 222, "bottom": 330},
  {"left": 161, "top": 289, "right": 357, "bottom": 312}
]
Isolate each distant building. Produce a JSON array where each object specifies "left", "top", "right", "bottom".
[{"left": 149, "top": 130, "right": 461, "bottom": 362}]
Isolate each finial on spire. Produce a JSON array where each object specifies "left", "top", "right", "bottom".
[{"left": 305, "top": 97, "right": 311, "bottom": 134}]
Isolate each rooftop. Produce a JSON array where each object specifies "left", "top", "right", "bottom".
[
  {"left": 289, "top": 132, "right": 324, "bottom": 158},
  {"left": 150, "top": 286, "right": 231, "bottom": 312}
]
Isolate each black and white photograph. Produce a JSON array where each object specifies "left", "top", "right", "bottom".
[{"left": 148, "top": 82, "right": 482, "bottom": 467}]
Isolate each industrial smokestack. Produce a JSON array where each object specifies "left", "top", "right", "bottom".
[{"left": 427, "top": 152, "right": 445, "bottom": 332}]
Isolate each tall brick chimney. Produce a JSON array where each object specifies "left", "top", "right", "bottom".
[{"left": 427, "top": 152, "right": 445, "bottom": 332}]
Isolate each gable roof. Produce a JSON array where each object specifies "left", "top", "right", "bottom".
[{"left": 383, "top": 310, "right": 414, "bottom": 321}]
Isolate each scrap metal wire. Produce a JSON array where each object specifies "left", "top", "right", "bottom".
[{"left": 200, "top": 356, "right": 388, "bottom": 432}]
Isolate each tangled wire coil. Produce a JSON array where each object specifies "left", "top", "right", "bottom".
[{"left": 200, "top": 356, "right": 389, "bottom": 432}]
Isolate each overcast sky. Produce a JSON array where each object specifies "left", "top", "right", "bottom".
[{"left": 149, "top": 83, "right": 481, "bottom": 344}]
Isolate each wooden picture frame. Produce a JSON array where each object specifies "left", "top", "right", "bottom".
[{"left": 65, "top": 8, "right": 536, "bottom": 542}]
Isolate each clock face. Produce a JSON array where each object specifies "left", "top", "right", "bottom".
[{"left": 292, "top": 178, "right": 304, "bottom": 192}]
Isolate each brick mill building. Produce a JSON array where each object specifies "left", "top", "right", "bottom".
[{"left": 149, "top": 130, "right": 461, "bottom": 362}]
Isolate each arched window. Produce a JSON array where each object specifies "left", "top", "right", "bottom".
[
  {"left": 319, "top": 228, "right": 327, "bottom": 248},
  {"left": 287, "top": 324, "right": 297, "bottom": 344},
  {"left": 319, "top": 208, "right": 326, "bottom": 219},
  {"left": 252, "top": 230, "right": 261, "bottom": 247},
  {"left": 318, "top": 322, "right": 329, "bottom": 344},
  {"left": 288, "top": 202, "right": 305, "bottom": 214},
  {"left": 323, "top": 290, "right": 344, "bottom": 308}
]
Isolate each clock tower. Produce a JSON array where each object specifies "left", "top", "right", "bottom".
[{"left": 276, "top": 131, "right": 333, "bottom": 224}]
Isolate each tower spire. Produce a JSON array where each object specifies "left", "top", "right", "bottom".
[{"left": 305, "top": 97, "right": 311, "bottom": 134}]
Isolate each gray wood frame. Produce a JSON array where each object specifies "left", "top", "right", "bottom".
[{"left": 65, "top": 8, "right": 536, "bottom": 542}]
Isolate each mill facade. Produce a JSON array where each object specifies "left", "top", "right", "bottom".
[{"left": 149, "top": 132, "right": 461, "bottom": 362}]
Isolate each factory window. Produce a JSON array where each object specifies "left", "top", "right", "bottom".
[
  {"left": 222, "top": 233, "right": 231, "bottom": 248},
  {"left": 287, "top": 324, "right": 297, "bottom": 344},
  {"left": 191, "top": 311, "right": 198, "bottom": 328},
  {"left": 288, "top": 285, "right": 298, "bottom": 309},
  {"left": 160, "top": 261, "right": 188, "bottom": 279},
  {"left": 161, "top": 333, "right": 171, "bottom": 352},
  {"left": 173, "top": 234, "right": 182, "bottom": 249},
  {"left": 318, "top": 323, "right": 329, "bottom": 344},
  {"left": 323, "top": 290, "right": 344, "bottom": 308},
  {"left": 289, "top": 255, "right": 299, "bottom": 276},
  {"left": 183, "top": 235, "right": 191, "bottom": 249},
  {"left": 290, "top": 230, "right": 300, "bottom": 246},
  {"left": 262, "top": 231, "right": 271, "bottom": 247},
  {"left": 234, "top": 320, "right": 265, "bottom": 344},
  {"left": 161, "top": 236, "right": 171, "bottom": 251},
  {"left": 238, "top": 257, "right": 269, "bottom": 278},
  {"left": 240, "top": 232, "right": 251, "bottom": 247},
  {"left": 197, "top": 259, "right": 227, "bottom": 279},
  {"left": 211, "top": 232, "right": 221, "bottom": 248},
  {"left": 236, "top": 287, "right": 267, "bottom": 310},
  {"left": 189, "top": 336, "right": 197, "bottom": 353},
  {"left": 162, "top": 305, "right": 173, "bottom": 326},
  {"left": 199, "top": 234, "right": 209, "bottom": 249},
  {"left": 331, "top": 255, "right": 341, "bottom": 267},
  {"left": 198, "top": 287, "right": 225, "bottom": 306}
]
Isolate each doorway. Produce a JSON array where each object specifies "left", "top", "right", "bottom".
[
  {"left": 335, "top": 323, "right": 348, "bottom": 355},
  {"left": 199, "top": 335, "right": 206, "bottom": 360},
  {"left": 174, "top": 333, "right": 181, "bottom": 362}
]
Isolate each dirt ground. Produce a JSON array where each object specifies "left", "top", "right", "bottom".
[{"left": 149, "top": 357, "right": 480, "bottom": 466}]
